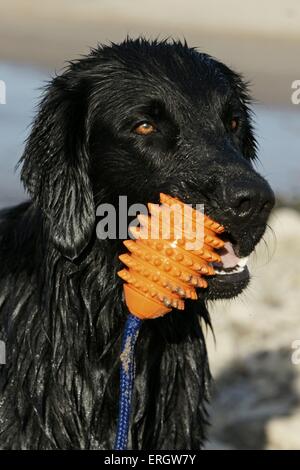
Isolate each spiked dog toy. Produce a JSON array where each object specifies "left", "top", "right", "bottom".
[
  {"left": 115, "top": 193, "right": 225, "bottom": 449},
  {"left": 118, "top": 193, "right": 225, "bottom": 319}
]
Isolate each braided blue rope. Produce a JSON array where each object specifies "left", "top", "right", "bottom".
[{"left": 114, "top": 313, "right": 142, "bottom": 450}]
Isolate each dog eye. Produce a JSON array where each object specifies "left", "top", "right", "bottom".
[
  {"left": 133, "top": 122, "right": 157, "bottom": 136},
  {"left": 230, "top": 117, "right": 239, "bottom": 132}
]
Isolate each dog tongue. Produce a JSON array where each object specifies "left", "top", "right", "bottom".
[{"left": 219, "top": 241, "right": 241, "bottom": 268}]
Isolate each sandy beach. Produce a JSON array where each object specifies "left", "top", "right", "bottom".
[
  {"left": 1, "top": 0, "right": 300, "bottom": 106},
  {"left": 206, "top": 208, "right": 300, "bottom": 449}
]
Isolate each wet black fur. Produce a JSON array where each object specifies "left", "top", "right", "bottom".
[{"left": 0, "top": 38, "right": 274, "bottom": 449}]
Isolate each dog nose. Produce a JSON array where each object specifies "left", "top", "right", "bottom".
[{"left": 226, "top": 179, "right": 275, "bottom": 224}]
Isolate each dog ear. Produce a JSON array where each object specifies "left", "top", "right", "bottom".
[{"left": 20, "top": 74, "right": 95, "bottom": 260}]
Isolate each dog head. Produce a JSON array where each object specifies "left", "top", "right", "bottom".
[{"left": 20, "top": 38, "right": 274, "bottom": 300}]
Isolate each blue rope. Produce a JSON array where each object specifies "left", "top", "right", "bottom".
[{"left": 114, "top": 313, "right": 142, "bottom": 450}]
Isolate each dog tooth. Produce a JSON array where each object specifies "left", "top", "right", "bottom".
[
  {"left": 238, "top": 256, "right": 249, "bottom": 267},
  {"left": 217, "top": 270, "right": 227, "bottom": 275}
]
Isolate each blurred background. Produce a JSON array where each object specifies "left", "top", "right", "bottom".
[{"left": 0, "top": 0, "right": 299, "bottom": 449}]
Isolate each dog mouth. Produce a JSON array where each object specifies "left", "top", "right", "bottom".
[
  {"left": 211, "top": 235, "right": 249, "bottom": 280},
  {"left": 205, "top": 231, "right": 251, "bottom": 299}
]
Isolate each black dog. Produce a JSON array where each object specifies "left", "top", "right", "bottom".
[{"left": 0, "top": 38, "right": 274, "bottom": 449}]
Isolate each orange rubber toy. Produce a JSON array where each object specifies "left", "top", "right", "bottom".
[{"left": 118, "top": 193, "right": 225, "bottom": 319}]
